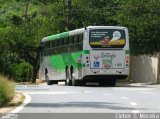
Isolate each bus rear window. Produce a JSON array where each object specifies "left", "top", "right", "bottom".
[{"left": 89, "top": 29, "right": 126, "bottom": 48}]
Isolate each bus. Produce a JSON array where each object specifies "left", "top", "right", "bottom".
[{"left": 39, "top": 26, "right": 129, "bottom": 86}]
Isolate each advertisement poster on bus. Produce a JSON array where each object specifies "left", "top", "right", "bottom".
[{"left": 89, "top": 29, "right": 126, "bottom": 48}]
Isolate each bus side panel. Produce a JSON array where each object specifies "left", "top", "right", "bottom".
[{"left": 48, "top": 50, "right": 84, "bottom": 81}]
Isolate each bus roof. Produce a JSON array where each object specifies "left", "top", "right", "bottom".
[
  {"left": 42, "top": 28, "right": 85, "bottom": 42},
  {"left": 41, "top": 26, "right": 127, "bottom": 42},
  {"left": 87, "top": 26, "right": 127, "bottom": 29}
]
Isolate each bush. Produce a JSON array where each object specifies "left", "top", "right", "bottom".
[
  {"left": 11, "top": 62, "right": 33, "bottom": 82},
  {"left": 0, "top": 75, "right": 15, "bottom": 106}
]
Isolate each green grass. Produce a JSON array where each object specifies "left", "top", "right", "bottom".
[{"left": 0, "top": 75, "right": 15, "bottom": 106}]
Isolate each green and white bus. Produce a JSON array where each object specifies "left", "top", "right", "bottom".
[{"left": 39, "top": 26, "right": 129, "bottom": 86}]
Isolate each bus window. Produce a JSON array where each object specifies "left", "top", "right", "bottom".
[
  {"left": 89, "top": 29, "right": 126, "bottom": 48},
  {"left": 69, "top": 36, "right": 74, "bottom": 44},
  {"left": 78, "top": 34, "right": 83, "bottom": 43},
  {"left": 44, "top": 42, "right": 47, "bottom": 49},
  {"left": 54, "top": 40, "right": 58, "bottom": 47},
  {"left": 64, "top": 37, "right": 69, "bottom": 45},
  {"left": 74, "top": 35, "right": 79, "bottom": 44},
  {"left": 50, "top": 41, "right": 54, "bottom": 48},
  {"left": 45, "top": 41, "right": 50, "bottom": 49},
  {"left": 40, "top": 42, "right": 44, "bottom": 50},
  {"left": 59, "top": 38, "right": 64, "bottom": 46}
]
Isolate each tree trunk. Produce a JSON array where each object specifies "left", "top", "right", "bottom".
[{"left": 32, "top": 48, "right": 40, "bottom": 83}]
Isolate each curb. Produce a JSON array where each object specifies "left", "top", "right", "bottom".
[{"left": 10, "top": 92, "right": 31, "bottom": 113}]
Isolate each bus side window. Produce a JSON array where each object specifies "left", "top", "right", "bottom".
[
  {"left": 77, "top": 34, "right": 83, "bottom": 51},
  {"left": 59, "top": 38, "right": 64, "bottom": 46},
  {"left": 40, "top": 42, "right": 44, "bottom": 56},
  {"left": 62, "top": 38, "right": 64, "bottom": 46},
  {"left": 59, "top": 38, "right": 64, "bottom": 53},
  {"left": 74, "top": 35, "right": 79, "bottom": 44},
  {"left": 46, "top": 41, "right": 50, "bottom": 49},
  {"left": 44, "top": 42, "right": 49, "bottom": 56},
  {"left": 54, "top": 40, "right": 58, "bottom": 47},
  {"left": 44, "top": 42, "right": 47, "bottom": 49},
  {"left": 49, "top": 41, "right": 51, "bottom": 48},
  {"left": 44, "top": 42, "right": 46, "bottom": 49},
  {"left": 78, "top": 34, "right": 83, "bottom": 43},
  {"left": 69, "top": 36, "right": 74, "bottom": 44},
  {"left": 50, "top": 41, "right": 54, "bottom": 48},
  {"left": 64, "top": 37, "right": 69, "bottom": 45}
]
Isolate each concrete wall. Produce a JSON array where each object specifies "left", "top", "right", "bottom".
[{"left": 131, "top": 55, "right": 158, "bottom": 83}]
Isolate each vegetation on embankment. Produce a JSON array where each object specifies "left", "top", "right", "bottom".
[
  {"left": 0, "top": 0, "right": 160, "bottom": 82},
  {"left": 0, "top": 75, "right": 15, "bottom": 107}
]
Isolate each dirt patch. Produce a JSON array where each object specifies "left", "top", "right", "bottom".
[
  {"left": 0, "top": 92, "right": 25, "bottom": 113},
  {"left": 15, "top": 79, "right": 45, "bottom": 85}
]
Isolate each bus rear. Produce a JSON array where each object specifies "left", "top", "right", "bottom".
[{"left": 81, "top": 26, "right": 129, "bottom": 85}]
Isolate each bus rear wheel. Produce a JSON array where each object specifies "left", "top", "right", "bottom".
[
  {"left": 65, "top": 68, "right": 71, "bottom": 86},
  {"left": 109, "top": 79, "right": 116, "bottom": 86},
  {"left": 45, "top": 74, "right": 53, "bottom": 85},
  {"left": 100, "top": 79, "right": 116, "bottom": 87},
  {"left": 71, "top": 70, "right": 79, "bottom": 86}
]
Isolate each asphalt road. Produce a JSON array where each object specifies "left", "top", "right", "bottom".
[{"left": 15, "top": 82, "right": 160, "bottom": 113}]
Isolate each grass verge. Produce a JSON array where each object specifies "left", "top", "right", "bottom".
[
  {"left": 0, "top": 92, "right": 25, "bottom": 113},
  {"left": 0, "top": 75, "right": 25, "bottom": 113},
  {"left": 0, "top": 75, "right": 15, "bottom": 107}
]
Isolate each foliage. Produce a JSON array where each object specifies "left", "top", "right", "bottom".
[
  {"left": 10, "top": 62, "right": 33, "bottom": 82},
  {"left": 115, "top": 0, "right": 160, "bottom": 55},
  {"left": 0, "top": 0, "right": 160, "bottom": 81},
  {"left": 0, "top": 75, "right": 15, "bottom": 106}
]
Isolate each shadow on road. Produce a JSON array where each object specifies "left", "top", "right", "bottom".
[
  {"left": 25, "top": 101, "right": 147, "bottom": 111},
  {"left": 63, "top": 83, "right": 150, "bottom": 88}
]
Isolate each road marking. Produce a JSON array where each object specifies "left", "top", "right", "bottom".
[
  {"left": 129, "top": 102, "right": 139, "bottom": 113},
  {"left": 10, "top": 93, "right": 31, "bottom": 113},
  {"left": 120, "top": 97, "right": 128, "bottom": 100},
  {"left": 130, "top": 102, "right": 137, "bottom": 106},
  {"left": 103, "top": 93, "right": 112, "bottom": 96},
  {"left": 132, "top": 110, "right": 140, "bottom": 113},
  {"left": 140, "top": 91, "right": 153, "bottom": 94},
  {"left": 26, "top": 91, "right": 81, "bottom": 95},
  {"left": 113, "top": 88, "right": 153, "bottom": 91},
  {"left": 83, "top": 91, "right": 92, "bottom": 93}
]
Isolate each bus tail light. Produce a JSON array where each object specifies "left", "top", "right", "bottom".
[
  {"left": 84, "top": 55, "right": 90, "bottom": 68},
  {"left": 125, "top": 56, "right": 129, "bottom": 67},
  {"left": 126, "top": 59, "right": 129, "bottom": 64}
]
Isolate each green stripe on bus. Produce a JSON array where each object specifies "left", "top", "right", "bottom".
[
  {"left": 48, "top": 32, "right": 69, "bottom": 41},
  {"left": 49, "top": 50, "right": 86, "bottom": 71},
  {"left": 83, "top": 50, "right": 89, "bottom": 54}
]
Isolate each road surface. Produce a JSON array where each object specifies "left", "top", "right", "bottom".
[{"left": 15, "top": 82, "right": 160, "bottom": 113}]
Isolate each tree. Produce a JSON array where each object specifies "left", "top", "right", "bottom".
[
  {"left": 115, "top": 0, "right": 160, "bottom": 55},
  {"left": 1, "top": 0, "right": 160, "bottom": 82}
]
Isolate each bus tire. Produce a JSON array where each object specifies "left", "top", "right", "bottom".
[
  {"left": 65, "top": 68, "right": 71, "bottom": 86},
  {"left": 109, "top": 79, "right": 116, "bottom": 86},
  {"left": 71, "top": 69, "right": 79, "bottom": 86},
  {"left": 45, "top": 74, "right": 52, "bottom": 85}
]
